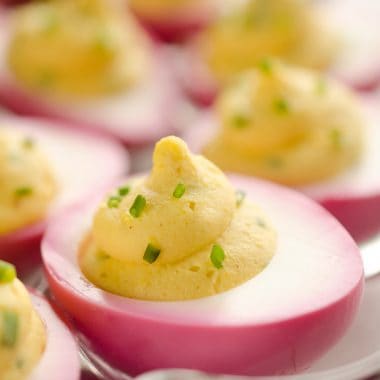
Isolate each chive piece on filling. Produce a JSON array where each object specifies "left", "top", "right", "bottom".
[
  {"left": 143, "top": 244, "right": 161, "bottom": 264},
  {"left": 14, "top": 187, "right": 33, "bottom": 198},
  {"left": 107, "top": 196, "right": 122, "bottom": 209},
  {"left": 235, "top": 190, "right": 246, "bottom": 207},
  {"left": 0, "top": 261, "right": 16, "bottom": 284},
  {"left": 22, "top": 137, "right": 35, "bottom": 150},
  {"left": 231, "top": 113, "right": 250, "bottom": 129},
  {"left": 257, "top": 58, "right": 273, "bottom": 74},
  {"left": 118, "top": 186, "right": 130, "bottom": 197},
  {"left": 1, "top": 311, "right": 19, "bottom": 348},
  {"left": 330, "top": 128, "right": 343, "bottom": 150},
  {"left": 129, "top": 195, "right": 146, "bottom": 218},
  {"left": 173, "top": 183, "right": 186, "bottom": 199},
  {"left": 273, "top": 98, "right": 289, "bottom": 115},
  {"left": 210, "top": 244, "right": 225, "bottom": 269}
]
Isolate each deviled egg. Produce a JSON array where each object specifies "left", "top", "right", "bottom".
[
  {"left": 0, "top": 260, "right": 80, "bottom": 380},
  {"left": 184, "top": 60, "right": 380, "bottom": 242},
  {"left": 0, "top": 0, "right": 180, "bottom": 146},
  {"left": 176, "top": 0, "right": 380, "bottom": 106},
  {"left": 0, "top": 115, "right": 128, "bottom": 272},
  {"left": 42, "top": 137, "right": 363, "bottom": 376}
]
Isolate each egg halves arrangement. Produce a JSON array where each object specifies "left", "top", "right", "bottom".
[{"left": 1, "top": 0, "right": 378, "bottom": 379}]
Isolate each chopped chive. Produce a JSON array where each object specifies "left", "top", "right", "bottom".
[
  {"left": 235, "top": 190, "right": 246, "bottom": 207},
  {"left": 42, "top": 11, "right": 59, "bottom": 35},
  {"left": 14, "top": 187, "right": 33, "bottom": 198},
  {"left": 107, "top": 195, "right": 122, "bottom": 208},
  {"left": 93, "top": 29, "right": 113, "bottom": 54},
  {"left": 231, "top": 113, "right": 250, "bottom": 129},
  {"left": 273, "top": 98, "right": 289, "bottom": 115},
  {"left": 330, "top": 128, "right": 343, "bottom": 150},
  {"left": 315, "top": 78, "right": 328, "bottom": 96},
  {"left": 256, "top": 217, "right": 267, "bottom": 228},
  {"left": 37, "top": 70, "right": 55, "bottom": 88},
  {"left": 210, "top": 244, "right": 225, "bottom": 269},
  {"left": 257, "top": 58, "right": 273, "bottom": 74},
  {"left": 118, "top": 186, "right": 130, "bottom": 197},
  {"left": 129, "top": 195, "right": 146, "bottom": 218},
  {"left": 1, "top": 311, "right": 19, "bottom": 348},
  {"left": 0, "top": 261, "right": 16, "bottom": 284},
  {"left": 16, "top": 358, "right": 24, "bottom": 369},
  {"left": 266, "top": 156, "right": 283, "bottom": 168},
  {"left": 22, "top": 137, "right": 35, "bottom": 150},
  {"left": 97, "top": 252, "right": 110, "bottom": 261},
  {"left": 173, "top": 183, "right": 186, "bottom": 199},
  {"left": 143, "top": 244, "right": 161, "bottom": 264}
]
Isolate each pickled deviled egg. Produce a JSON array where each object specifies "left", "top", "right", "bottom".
[
  {"left": 178, "top": 0, "right": 337, "bottom": 106},
  {"left": 178, "top": 0, "right": 380, "bottom": 106},
  {"left": 0, "top": 116, "right": 128, "bottom": 270},
  {"left": 0, "top": 260, "right": 80, "bottom": 380},
  {"left": 0, "top": 130, "right": 56, "bottom": 236},
  {"left": 184, "top": 60, "right": 380, "bottom": 241},
  {"left": 0, "top": 0, "right": 180, "bottom": 146},
  {"left": 200, "top": 0, "right": 336, "bottom": 84},
  {"left": 128, "top": 0, "right": 218, "bottom": 42},
  {"left": 43, "top": 137, "right": 363, "bottom": 376}
]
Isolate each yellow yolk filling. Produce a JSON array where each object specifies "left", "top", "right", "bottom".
[
  {"left": 80, "top": 137, "right": 276, "bottom": 301},
  {"left": 0, "top": 278, "right": 46, "bottom": 380},
  {"left": 0, "top": 130, "right": 56, "bottom": 235},
  {"left": 7, "top": 0, "right": 151, "bottom": 98},
  {"left": 203, "top": 61, "right": 364, "bottom": 186},
  {"left": 199, "top": 0, "right": 337, "bottom": 84}
]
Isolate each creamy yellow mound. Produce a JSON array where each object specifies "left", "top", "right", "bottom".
[
  {"left": 203, "top": 61, "right": 364, "bottom": 185},
  {"left": 0, "top": 130, "right": 56, "bottom": 235},
  {"left": 0, "top": 262, "right": 45, "bottom": 380},
  {"left": 7, "top": 0, "right": 151, "bottom": 98},
  {"left": 80, "top": 137, "right": 276, "bottom": 301},
  {"left": 199, "top": 0, "right": 337, "bottom": 84}
]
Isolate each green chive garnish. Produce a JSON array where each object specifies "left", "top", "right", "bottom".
[
  {"left": 37, "top": 70, "right": 55, "bottom": 88},
  {"left": 14, "top": 187, "right": 33, "bottom": 198},
  {"left": 315, "top": 78, "right": 327, "bottom": 96},
  {"left": 256, "top": 217, "right": 267, "bottom": 228},
  {"left": 107, "top": 196, "right": 122, "bottom": 208},
  {"left": 257, "top": 58, "right": 273, "bottom": 74},
  {"left": 210, "top": 244, "right": 225, "bottom": 269},
  {"left": 129, "top": 195, "right": 146, "bottom": 218},
  {"left": 42, "top": 11, "right": 59, "bottom": 35},
  {"left": 173, "top": 183, "right": 186, "bottom": 199},
  {"left": 0, "top": 261, "right": 16, "bottom": 284},
  {"left": 273, "top": 98, "right": 289, "bottom": 115},
  {"left": 1, "top": 311, "right": 19, "bottom": 348},
  {"left": 266, "top": 156, "right": 283, "bottom": 168},
  {"left": 22, "top": 137, "right": 35, "bottom": 150},
  {"left": 118, "top": 186, "right": 130, "bottom": 197},
  {"left": 235, "top": 190, "right": 246, "bottom": 207},
  {"left": 231, "top": 113, "right": 250, "bottom": 129},
  {"left": 330, "top": 128, "right": 343, "bottom": 149},
  {"left": 143, "top": 244, "right": 161, "bottom": 264},
  {"left": 93, "top": 29, "right": 113, "bottom": 54}
]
